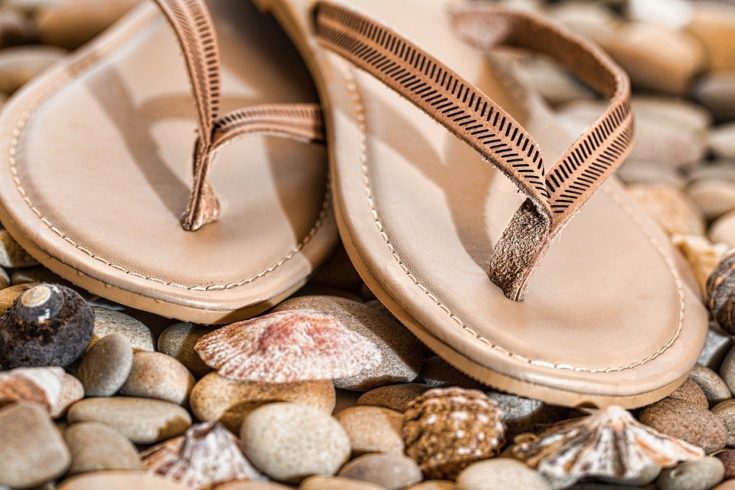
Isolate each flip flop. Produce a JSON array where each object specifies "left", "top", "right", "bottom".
[
  {"left": 262, "top": 0, "right": 708, "bottom": 407},
  {"left": 0, "top": 0, "right": 338, "bottom": 323}
]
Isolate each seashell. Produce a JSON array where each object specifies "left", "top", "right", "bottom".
[
  {"left": 708, "top": 249, "right": 735, "bottom": 334},
  {"left": 673, "top": 234, "right": 729, "bottom": 296},
  {"left": 141, "top": 422, "right": 262, "bottom": 489},
  {"left": 402, "top": 387, "right": 505, "bottom": 480},
  {"left": 0, "top": 366, "right": 64, "bottom": 410},
  {"left": 194, "top": 309, "right": 383, "bottom": 383},
  {"left": 511, "top": 405, "right": 705, "bottom": 489}
]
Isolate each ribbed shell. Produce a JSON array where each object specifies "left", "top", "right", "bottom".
[
  {"left": 402, "top": 387, "right": 505, "bottom": 479},
  {"left": 194, "top": 309, "right": 382, "bottom": 383},
  {"left": 512, "top": 405, "right": 705, "bottom": 489},
  {"left": 141, "top": 422, "right": 261, "bottom": 489},
  {"left": 0, "top": 366, "right": 64, "bottom": 410}
]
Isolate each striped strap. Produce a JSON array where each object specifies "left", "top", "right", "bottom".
[{"left": 313, "top": 1, "right": 633, "bottom": 300}]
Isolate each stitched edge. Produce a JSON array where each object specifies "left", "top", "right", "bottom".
[
  {"left": 341, "top": 65, "right": 686, "bottom": 374},
  {"left": 7, "top": 11, "right": 331, "bottom": 292}
]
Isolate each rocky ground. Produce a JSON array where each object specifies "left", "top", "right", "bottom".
[{"left": 0, "top": 0, "right": 734, "bottom": 489}]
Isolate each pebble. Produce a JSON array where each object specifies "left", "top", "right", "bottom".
[
  {"left": 547, "top": 3, "right": 619, "bottom": 44},
  {"left": 336, "top": 406, "right": 404, "bottom": 455},
  {"left": 690, "top": 365, "right": 731, "bottom": 405},
  {"left": 688, "top": 180, "right": 735, "bottom": 221},
  {"left": 64, "top": 422, "right": 141, "bottom": 475},
  {"left": 37, "top": 0, "right": 140, "bottom": 51},
  {"left": 487, "top": 391, "right": 569, "bottom": 436},
  {"left": 0, "top": 402, "right": 70, "bottom": 488},
  {"left": 58, "top": 471, "right": 188, "bottom": 490},
  {"left": 618, "top": 160, "right": 686, "bottom": 189},
  {"left": 721, "top": 346, "right": 735, "bottom": 396},
  {"left": 0, "top": 46, "right": 65, "bottom": 95},
  {"left": 628, "top": 0, "right": 693, "bottom": 29},
  {"left": 456, "top": 459, "right": 551, "bottom": 490},
  {"left": 274, "top": 296, "right": 423, "bottom": 391},
  {"left": 715, "top": 450, "right": 735, "bottom": 480},
  {"left": 632, "top": 97, "right": 711, "bottom": 133},
  {"left": 357, "top": 383, "right": 432, "bottom": 412},
  {"left": 215, "top": 482, "right": 291, "bottom": 490},
  {"left": 241, "top": 402, "right": 351, "bottom": 482},
  {"left": 190, "top": 372, "right": 335, "bottom": 429},
  {"left": 51, "top": 373, "right": 85, "bottom": 419},
  {"left": 709, "top": 123, "right": 735, "bottom": 160},
  {"left": 655, "top": 456, "right": 725, "bottom": 490},
  {"left": 715, "top": 482, "right": 735, "bottom": 490},
  {"left": 688, "top": 162, "right": 735, "bottom": 183},
  {"left": 419, "top": 356, "right": 484, "bottom": 390},
  {"left": 711, "top": 211, "right": 735, "bottom": 249},
  {"left": 627, "top": 184, "right": 705, "bottom": 236},
  {"left": 668, "top": 378, "right": 709, "bottom": 410},
  {"left": 67, "top": 397, "right": 191, "bottom": 444},
  {"left": 157, "top": 322, "right": 212, "bottom": 377},
  {"left": 406, "top": 483, "right": 456, "bottom": 490},
  {"left": 712, "top": 400, "right": 735, "bottom": 446},
  {"left": 89, "top": 306, "right": 155, "bottom": 352},
  {"left": 338, "top": 453, "right": 423, "bottom": 490},
  {"left": 120, "top": 351, "right": 194, "bottom": 405},
  {"left": 515, "top": 57, "right": 593, "bottom": 107},
  {"left": 695, "top": 71, "right": 735, "bottom": 122},
  {"left": 687, "top": 4, "right": 735, "bottom": 71},
  {"left": 639, "top": 398, "right": 727, "bottom": 453},
  {"left": 76, "top": 334, "right": 133, "bottom": 397},
  {"left": 300, "top": 476, "right": 386, "bottom": 490},
  {"left": 0, "top": 229, "right": 39, "bottom": 268}
]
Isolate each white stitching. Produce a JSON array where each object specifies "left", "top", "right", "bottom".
[{"left": 342, "top": 65, "right": 685, "bottom": 373}]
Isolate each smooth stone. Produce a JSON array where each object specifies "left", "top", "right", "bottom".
[
  {"left": 709, "top": 123, "right": 735, "bottom": 160},
  {"left": 713, "top": 400, "right": 735, "bottom": 446},
  {"left": 0, "top": 402, "right": 70, "bottom": 488},
  {"left": 89, "top": 306, "right": 154, "bottom": 352},
  {"left": 548, "top": 3, "right": 619, "bottom": 44},
  {"left": 0, "top": 46, "right": 65, "bottom": 95},
  {"left": 76, "top": 333, "right": 133, "bottom": 397},
  {"left": 627, "top": 184, "right": 705, "bottom": 236},
  {"left": 715, "top": 450, "right": 735, "bottom": 479},
  {"left": 37, "top": 0, "right": 139, "bottom": 50},
  {"left": 407, "top": 483, "right": 456, "bottom": 490},
  {"left": 690, "top": 365, "right": 731, "bottom": 405},
  {"left": 515, "top": 57, "right": 593, "bottom": 107},
  {"left": 721, "top": 346, "right": 735, "bottom": 396},
  {"left": 639, "top": 398, "right": 727, "bottom": 453},
  {"left": 695, "top": 71, "right": 735, "bottom": 122},
  {"left": 688, "top": 180, "right": 735, "bottom": 220},
  {"left": 214, "top": 482, "right": 291, "bottom": 490},
  {"left": 618, "top": 160, "right": 686, "bottom": 189},
  {"left": 190, "top": 372, "right": 335, "bottom": 429},
  {"left": 51, "top": 373, "right": 85, "bottom": 419},
  {"left": 699, "top": 325, "right": 734, "bottom": 371},
  {"left": 688, "top": 162, "right": 735, "bottom": 184},
  {"left": 687, "top": 4, "right": 735, "bottom": 71},
  {"left": 711, "top": 210, "right": 735, "bottom": 249},
  {"left": 456, "top": 459, "right": 551, "bottom": 490},
  {"left": 241, "top": 402, "right": 351, "bottom": 482},
  {"left": 0, "top": 229, "right": 39, "bottom": 267},
  {"left": 628, "top": 0, "right": 693, "bottom": 28},
  {"left": 274, "top": 296, "right": 423, "bottom": 391},
  {"left": 655, "top": 456, "right": 724, "bottom": 490},
  {"left": 487, "top": 391, "right": 569, "bottom": 436},
  {"left": 419, "top": 356, "right": 484, "bottom": 390},
  {"left": 338, "top": 454, "right": 423, "bottom": 490},
  {"left": 120, "top": 351, "right": 194, "bottom": 405},
  {"left": 64, "top": 421, "right": 141, "bottom": 475},
  {"left": 668, "top": 378, "right": 709, "bottom": 410},
  {"left": 67, "top": 397, "right": 191, "bottom": 444},
  {"left": 58, "top": 471, "right": 188, "bottom": 490},
  {"left": 632, "top": 97, "right": 711, "bottom": 133},
  {"left": 357, "top": 383, "right": 432, "bottom": 412},
  {"left": 336, "top": 406, "right": 404, "bottom": 455},
  {"left": 300, "top": 476, "right": 386, "bottom": 490},
  {"left": 157, "top": 322, "right": 211, "bottom": 377}
]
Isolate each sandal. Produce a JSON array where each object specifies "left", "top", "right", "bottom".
[
  {"left": 0, "top": 0, "right": 337, "bottom": 323},
  {"left": 262, "top": 0, "right": 708, "bottom": 407}
]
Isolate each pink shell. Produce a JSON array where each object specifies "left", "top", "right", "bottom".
[
  {"left": 195, "top": 309, "right": 383, "bottom": 383},
  {"left": 0, "top": 367, "right": 64, "bottom": 410},
  {"left": 141, "top": 422, "right": 261, "bottom": 489}
]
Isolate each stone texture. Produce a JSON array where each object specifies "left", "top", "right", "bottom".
[
  {"left": 338, "top": 453, "right": 423, "bottom": 490},
  {"left": 487, "top": 391, "right": 569, "bottom": 436},
  {"left": 336, "top": 406, "right": 404, "bottom": 455},
  {"left": 695, "top": 71, "right": 735, "bottom": 122},
  {"left": 456, "top": 459, "right": 551, "bottom": 490},
  {"left": 120, "top": 351, "right": 194, "bottom": 405},
  {"left": 668, "top": 378, "right": 709, "bottom": 410},
  {"left": 655, "top": 456, "right": 725, "bottom": 490},
  {"left": 712, "top": 400, "right": 735, "bottom": 447},
  {"left": 356, "top": 383, "right": 432, "bottom": 412},
  {"left": 300, "top": 476, "right": 386, "bottom": 490},
  {"left": 690, "top": 365, "right": 731, "bottom": 405},
  {"left": 639, "top": 398, "right": 727, "bottom": 453},
  {"left": 688, "top": 180, "right": 735, "bottom": 221},
  {"left": 157, "top": 322, "right": 212, "bottom": 377},
  {"left": 698, "top": 324, "right": 733, "bottom": 371},
  {"left": 51, "top": 373, "right": 84, "bottom": 419},
  {"left": 687, "top": 4, "right": 735, "bottom": 71},
  {"left": 709, "top": 123, "right": 735, "bottom": 160},
  {"left": 89, "top": 306, "right": 155, "bottom": 352},
  {"left": 715, "top": 449, "right": 735, "bottom": 480},
  {"left": 58, "top": 471, "right": 188, "bottom": 490},
  {"left": 76, "top": 333, "right": 133, "bottom": 397},
  {"left": 64, "top": 421, "right": 141, "bottom": 475}
]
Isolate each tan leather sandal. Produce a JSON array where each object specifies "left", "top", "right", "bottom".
[
  {"left": 0, "top": 0, "right": 338, "bottom": 323},
  {"left": 262, "top": 0, "right": 708, "bottom": 407}
]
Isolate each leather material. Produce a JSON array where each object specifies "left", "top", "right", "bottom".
[
  {"left": 266, "top": 0, "right": 708, "bottom": 407},
  {"left": 0, "top": 0, "right": 337, "bottom": 323}
]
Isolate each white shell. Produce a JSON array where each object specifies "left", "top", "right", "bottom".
[
  {"left": 0, "top": 366, "right": 64, "bottom": 410},
  {"left": 512, "top": 405, "right": 705, "bottom": 489},
  {"left": 195, "top": 309, "right": 383, "bottom": 383},
  {"left": 142, "top": 422, "right": 261, "bottom": 489}
]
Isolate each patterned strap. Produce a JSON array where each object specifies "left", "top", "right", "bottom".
[
  {"left": 313, "top": 1, "right": 633, "bottom": 300},
  {"left": 150, "top": 0, "right": 325, "bottom": 231}
]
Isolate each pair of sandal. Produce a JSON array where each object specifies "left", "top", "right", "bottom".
[{"left": 0, "top": 0, "right": 707, "bottom": 408}]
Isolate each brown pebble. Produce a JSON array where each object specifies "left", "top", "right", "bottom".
[
  {"left": 51, "top": 373, "right": 85, "bottom": 419},
  {"left": 669, "top": 378, "right": 709, "bottom": 410},
  {"left": 338, "top": 453, "right": 422, "bottom": 490},
  {"left": 639, "top": 398, "right": 727, "bottom": 453},
  {"left": 64, "top": 421, "right": 141, "bottom": 475},
  {"left": 336, "top": 406, "right": 404, "bottom": 455},
  {"left": 715, "top": 449, "right": 735, "bottom": 480},
  {"left": 712, "top": 399, "right": 735, "bottom": 446},
  {"left": 300, "top": 476, "right": 386, "bottom": 490},
  {"left": 120, "top": 352, "right": 194, "bottom": 405},
  {"left": 690, "top": 365, "right": 731, "bottom": 405},
  {"left": 357, "top": 383, "right": 432, "bottom": 412}
]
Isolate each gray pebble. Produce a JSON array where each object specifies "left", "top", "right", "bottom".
[
  {"left": 90, "top": 306, "right": 155, "bottom": 352},
  {"left": 64, "top": 422, "right": 141, "bottom": 475},
  {"left": 456, "top": 459, "right": 550, "bottom": 490},
  {"left": 690, "top": 365, "right": 731, "bottom": 405},
  {"left": 722, "top": 346, "right": 735, "bottom": 396},
  {"left": 487, "top": 391, "right": 569, "bottom": 436},
  {"left": 51, "top": 373, "right": 84, "bottom": 419},
  {"left": 157, "top": 322, "right": 211, "bottom": 377},
  {"left": 655, "top": 456, "right": 724, "bottom": 490},
  {"left": 76, "top": 334, "right": 133, "bottom": 397},
  {"left": 698, "top": 325, "right": 733, "bottom": 371}
]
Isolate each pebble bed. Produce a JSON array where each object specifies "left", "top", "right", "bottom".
[{"left": 0, "top": 0, "right": 734, "bottom": 489}]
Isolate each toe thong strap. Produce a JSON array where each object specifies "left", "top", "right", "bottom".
[
  {"left": 150, "top": 0, "right": 325, "bottom": 231},
  {"left": 313, "top": 1, "right": 633, "bottom": 300}
]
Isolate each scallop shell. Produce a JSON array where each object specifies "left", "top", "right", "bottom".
[
  {"left": 194, "top": 309, "right": 383, "bottom": 383},
  {"left": 0, "top": 366, "right": 64, "bottom": 410},
  {"left": 402, "top": 387, "right": 505, "bottom": 479},
  {"left": 511, "top": 405, "right": 705, "bottom": 489},
  {"left": 141, "top": 422, "right": 261, "bottom": 489}
]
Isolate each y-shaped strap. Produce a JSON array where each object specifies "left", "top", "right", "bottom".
[
  {"left": 313, "top": 2, "right": 633, "bottom": 300},
  {"left": 151, "top": 0, "right": 325, "bottom": 231}
]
